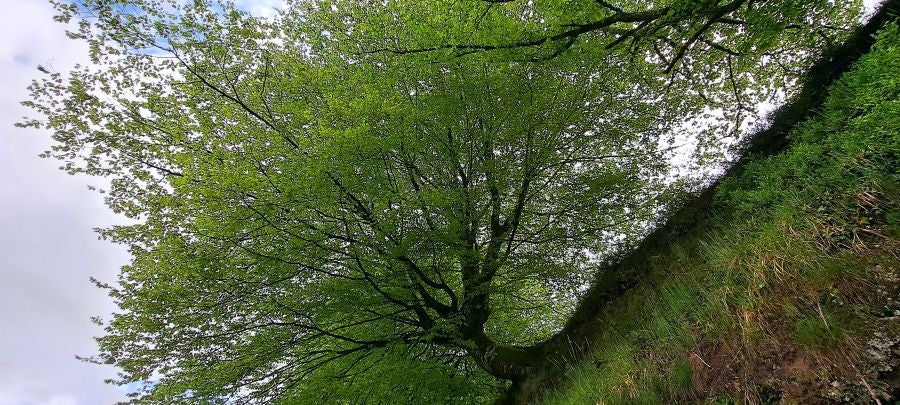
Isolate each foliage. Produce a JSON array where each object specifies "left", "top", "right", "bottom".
[
  {"left": 20, "top": 0, "right": 866, "bottom": 402},
  {"left": 542, "top": 23, "right": 900, "bottom": 404}
]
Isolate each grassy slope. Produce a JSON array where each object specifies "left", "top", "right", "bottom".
[{"left": 537, "top": 24, "right": 900, "bottom": 404}]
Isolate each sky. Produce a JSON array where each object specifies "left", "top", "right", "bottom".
[
  {"left": 0, "top": 0, "right": 882, "bottom": 404},
  {"left": 0, "top": 0, "right": 285, "bottom": 403},
  {"left": 0, "top": 0, "right": 130, "bottom": 403}
]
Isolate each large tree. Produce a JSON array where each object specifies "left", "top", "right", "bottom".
[{"left": 22, "top": 0, "right": 863, "bottom": 402}]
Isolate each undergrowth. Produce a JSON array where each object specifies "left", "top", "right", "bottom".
[{"left": 540, "top": 23, "right": 900, "bottom": 404}]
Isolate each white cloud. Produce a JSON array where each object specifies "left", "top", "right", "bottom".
[
  {"left": 864, "top": 0, "right": 883, "bottom": 15},
  {"left": 235, "top": 0, "right": 286, "bottom": 18},
  {"left": 39, "top": 397, "right": 78, "bottom": 405},
  {"left": 0, "top": 0, "right": 129, "bottom": 404},
  {"left": 0, "top": 387, "right": 78, "bottom": 405}
]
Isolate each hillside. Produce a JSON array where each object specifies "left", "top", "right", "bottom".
[
  {"left": 20, "top": 1, "right": 898, "bottom": 403},
  {"left": 514, "top": 22, "right": 900, "bottom": 404}
]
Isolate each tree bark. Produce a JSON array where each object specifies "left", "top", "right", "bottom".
[{"left": 469, "top": 331, "right": 545, "bottom": 381}]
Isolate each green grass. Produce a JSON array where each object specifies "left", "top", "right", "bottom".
[
  {"left": 539, "top": 23, "right": 900, "bottom": 404},
  {"left": 793, "top": 307, "right": 853, "bottom": 349}
]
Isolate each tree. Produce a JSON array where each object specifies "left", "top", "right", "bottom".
[{"left": 21, "top": 0, "right": 863, "bottom": 402}]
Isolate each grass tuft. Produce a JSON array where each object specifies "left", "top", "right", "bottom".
[{"left": 539, "top": 23, "right": 900, "bottom": 405}]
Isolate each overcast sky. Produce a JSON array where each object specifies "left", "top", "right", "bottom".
[
  {"left": 0, "top": 0, "right": 286, "bottom": 403},
  {"left": 0, "top": 0, "right": 130, "bottom": 403},
  {"left": 0, "top": 1, "right": 882, "bottom": 404}
]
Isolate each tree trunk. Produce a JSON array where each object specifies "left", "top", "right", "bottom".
[
  {"left": 468, "top": 330, "right": 546, "bottom": 381},
  {"left": 458, "top": 281, "right": 547, "bottom": 381}
]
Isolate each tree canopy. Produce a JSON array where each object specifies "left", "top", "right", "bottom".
[{"left": 22, "top": 0, "right": 864, "bottom": 402}]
